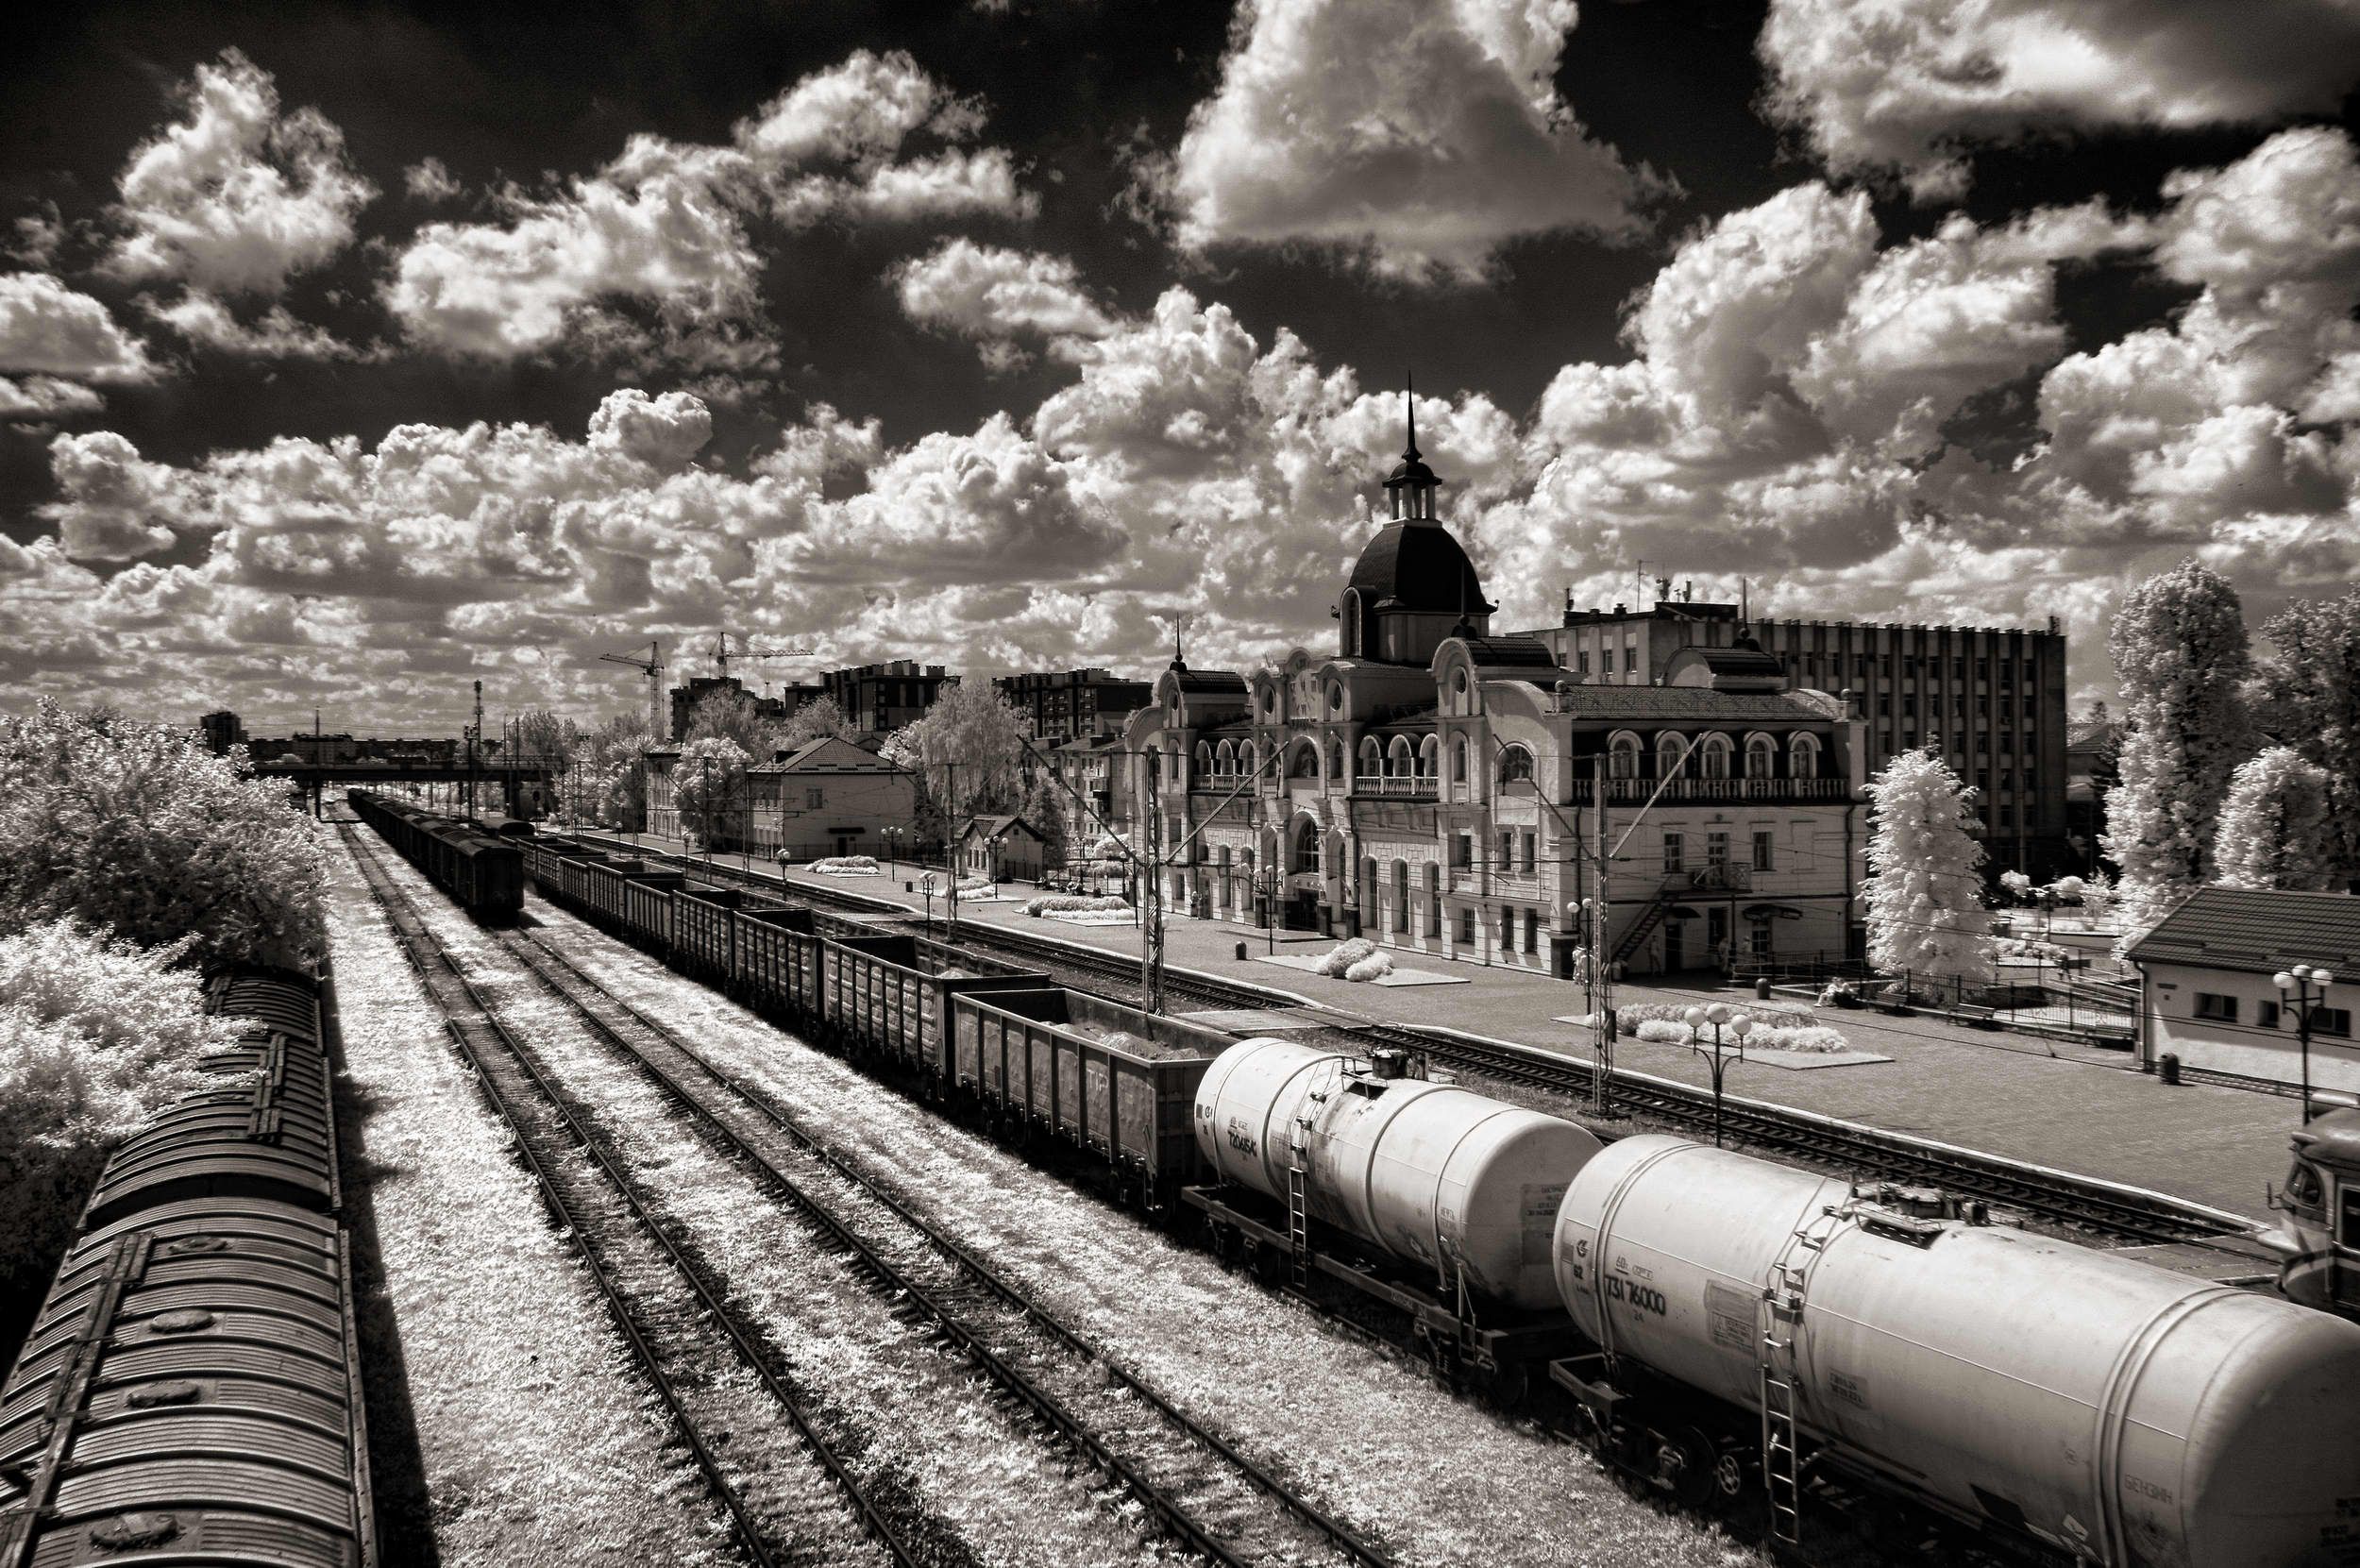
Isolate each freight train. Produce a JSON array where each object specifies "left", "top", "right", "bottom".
[
  {"left": 0, "top": 968, "right": 379, "bottom": 1568},
  {"left": 348, "top": 791, "right": 522, "bottom": 919},
  {"left": 379, "top": 808, "right": 2360, "bottom": 1564}
]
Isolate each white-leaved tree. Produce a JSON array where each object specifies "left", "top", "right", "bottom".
[
  {"left": 0, "top": 919, "right": 240, "bottom": 1311},
  {"left": 0, "top": 700, "right": 326, "bottom": 969},
  {"left": 1861, "top": 749, "right": 1996, "bottom": 988},
  {"left": 778, "top": 693, "right": 858, "bottom": 750},
  {"left": 2213, "top": 747, "right": 2335, "bottom": 891},
  {"left": 2256, "top": 591, "right": 2360, "bottom": 883},
  {"left": 881, "top": 682, "right": 1028, "bottom": 845},
  {"left": 673, "top": 736, "right": 750, "bottom": 849},
  {"left": 2103, "top": 561, "right": 2252, "bottom": 954}
]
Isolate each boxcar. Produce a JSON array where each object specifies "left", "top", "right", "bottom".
[
  {"left": 622, "top": 875, "right": 680, "bottom": 954},
  {"left": 733, "top": 906, "right": 821, "bottom": 1019},
  {"left": 951, "top": 987, "right": 1218, "bottom": 1207}
]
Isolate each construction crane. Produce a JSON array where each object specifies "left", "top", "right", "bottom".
[
  {"left": 598, "top": 640, "right": 666, "bottom": 743},
  {"left": 713, "top": 630, "right": 810, "bottom": 682}
]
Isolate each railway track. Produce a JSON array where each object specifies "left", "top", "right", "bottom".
[
  {"left": 535, "top": 833, "right": 2247, "bottom": 1244},
  {"left": 490, "top": 917, "right": 1393, "bottom": 1568},
  {"left": 344, "top": 826, "right": 913, "bottom": 1568}
]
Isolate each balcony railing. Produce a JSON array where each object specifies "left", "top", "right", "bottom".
[
  {"left": 1660, "top": 865, "right": 1751, "bottom": 894},
  {"left": 1570, "top": 776, "right": 1846, "bottom": 806},
  {"left": 1350, "top": 774, "right": 1439, "bottom": 798}
]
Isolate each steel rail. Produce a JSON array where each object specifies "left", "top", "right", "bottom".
[
  {"left": 496, "top": 919, "right": 1395, "bottom": 1568},
  {"left": 342, "top": 826, "right": 920, "bottom": 1568}
]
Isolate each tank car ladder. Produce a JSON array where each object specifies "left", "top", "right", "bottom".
[
  {"left": 1286, "top": 1069, "right": 1337, "bottom": 1294},
  {"left": 1760, "top": 1200, "right": 1845, "bottom": 1547}
]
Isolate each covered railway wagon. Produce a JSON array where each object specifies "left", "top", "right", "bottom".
[
  {"left": 347, "top": 791, "right": 522, "bottom": 920},
  {"left": 0, "top": 969, "right": 377, "bottom": 1568}
]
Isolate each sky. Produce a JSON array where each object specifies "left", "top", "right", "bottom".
[{"left": 3, "top": 0, "right": 2358, "bottom": 735}]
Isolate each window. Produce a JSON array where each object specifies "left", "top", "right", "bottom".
[
  {"left": 2258, "top": 1000, "right": 2282, "bottom": 1030},
  {"left": 1497, "top": 829, "right": 1515, "bottom": 872},
  {"left": 1788, "top": 733, "right": 1820, "bottom": 780},
  {"left": 1663, "top": 832, "right": 1684, "bottom": 873},
  {"left": 1498, "top": 745, "right": 1535, "bottom": 789},
  {"left": 2307, "top": 1006, "right": 2354, "bottom": 1039},
  {"left": 1745, "top": 734, "right": 1777, "bottom": 779},
  {"left": 1609, "top": 733, "right": 1642, "bottom": 779},
  {"left": 1521, "top": 831, "right": 1536, "bottom": 874},
  {"left": 2195, "top": 993, "right": 2239, "bottom": 1023},
  {"left": 1454, "top": 833, "right": 1473, "bottom": 869},
  {"left": 1577, "top": 652, "right": 1591, "bottom": 674},
  {"left": 805, "top": 787, "right": 824, "bottom": 808},
  {"left": 2342, "top": 1185, "right": 2360, "bottom": 1249},
  {"left": 2286, "top": 1159, "right": 2326, "bottom": 1218},
  {"left": 1624, "top": 646, "right": 1639, "bottom": 673},
  {"left": 1753, "top": 831, "right": 1776, "bottom": 872},
  {"left": 1697, "top": 733, "right": 1733, "bottom": 779},
  {"left": 1748, "top": 920, "right": 1772, "bottom": 958},
  {"left": 1999, "top": 804, "right": 2014, "bottom": 828},
  {"left": 1454, "top": 738, "right": 1469, "bottom": 782},
  {"left": 1458, "top": 908, "right": 1475, "bottom": 945},
  {"left": 1501, "top": 906, "right": 1514, "bottom": 952},
  {"left": 1707, "top": 831, "right": 1729, "bottom": 868},
  {"left": 1524, "top": 909, "right": 1540, "bottom": 954}
]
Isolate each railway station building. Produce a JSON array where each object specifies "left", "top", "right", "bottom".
[{"left": 1121, "top": 413, "right": 1869, "bottom": 978}]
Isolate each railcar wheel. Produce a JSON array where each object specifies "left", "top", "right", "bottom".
[{"left": 1709, "top": 1445, "right": 1750, "bottom": 1511}]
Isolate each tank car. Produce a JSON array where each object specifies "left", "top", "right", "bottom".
[
  {"left": 1551, "top": 1134, "right": 2360, "bottom": 1564},
  {"left": 1187, "top": 1036, "right": 1600, "bottom": 1380}
]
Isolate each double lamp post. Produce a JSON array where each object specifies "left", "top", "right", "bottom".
[{"left": 2276, "top": 964, "right": 2338, "bottom": 1123}]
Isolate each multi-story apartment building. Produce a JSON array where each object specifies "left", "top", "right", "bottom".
[
  {"left": 1524, "top": 593, "right": 2069, "bottom": 873},
  {"left": 1121, "top": 416, "right": 1869, "bottom": 977},
  {"left": 994, "top": 667, "right": 1153, "bottom": 742},
  {"left": 819, "top": 661, "right": 955, "bottom": 733},
  {"left": 198, "top": 711, "right": 245, "bottom": 754}
]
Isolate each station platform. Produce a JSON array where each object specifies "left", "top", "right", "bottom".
[{"left": 566, "top": 835, "right": 2299, "bottom": 1225}]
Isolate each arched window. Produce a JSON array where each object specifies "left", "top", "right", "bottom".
[
  {"left": 1696, "top": 733, "right": 1733, "bottom": 780},
  {"left": 1388, "top": 735, "right": 1414, "bottom": 776},
  {"left": 1216, "top": 739, "right": 1235, "bottom": 775},
  {"left": 1655, "top": 733, "right": 1688, "bottom": 778},
  {"left": 1609, "top": 732, "right": 1643, "bottom": 780},
  {"left": 1340, "top": 590, "right": 1361, "bottom": 656},
  {"left": 1453, "top": 737, "right": 1470, "bottom": 783},
  {"left": 1418, "top": 735, "right": 1440, "bottom": 778},
  {"left": 1789, "top": 732, "right": 1821, "bottom": 780},
  {"left": 1358, "top": 736, "right": 1383, "bottom": 777},
  {"left": 1239, "top": 741, "right": 1258, "bottom": 777},
  {"left": 1327, "top": 737, "right": 1345, "bottom": 782},
  {"left": 1498, "top": 745, "right": 1535, "bottom": 791},
  {"left": 1195, "top": 742, "right": 1211, "bottom": 780},
  {"left": 1745, "top": 733, "right": 1777, "bottom": 779},
  {"left": 1289, "top": 741, "right": 1319, "bottom": 779}
]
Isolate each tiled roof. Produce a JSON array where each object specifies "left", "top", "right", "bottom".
[
  {"left": 1456, "top": 635, "right": 1558, "bottom": 668},
  {"left": 2126, "top": 886, "right": 2360, "bottom": 978},
  {"left": 1169, "top": 666, "right": 1248, "bottom": 693}
]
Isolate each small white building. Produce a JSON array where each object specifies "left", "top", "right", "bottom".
[
  {"left": 958, "top": 815, "right": 1050, "bottom": 883},
  {"left": 2126, "top": 886, "right": 2359, "bottom": 1098}
]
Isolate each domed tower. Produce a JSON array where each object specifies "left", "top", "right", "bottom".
[{"left": 1337, "top": 380, "right": 1494, "bottom": 666}]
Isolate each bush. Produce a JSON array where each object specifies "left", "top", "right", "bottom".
[
  {"left": 1343, "top": 953, "right": 1394, "bottom": 983},
  {"left": 1315, "top": 937, "right": 1378, "bottom": 977},
  {"left": 0, "top": 700, "right": 326, "bottom": 969},
  {"left": 1022, "top": 893, "right": 1130, "bottom": 916},
  {"left": 954, "top": 876, "right": 994, "bottom": 897},
  {"left": 807, "top": 855, "right": 882, "bottom": 874},
  {"left": 0, "top": 920, "right": 243, "bottom": 1314},
  {"left": 1634, "top": 1019, "right": 1692, "bottom": 1044}
]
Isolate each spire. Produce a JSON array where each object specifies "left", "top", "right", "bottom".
[
  {"left": 1403, "top": 370, "right": 1420, "bottom": 462},
  {"left": 1170, "top": 618, "right": 1186, "bottom": 671}
]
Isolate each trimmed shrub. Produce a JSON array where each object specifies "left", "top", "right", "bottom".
[
  {"left": 1343, "top": 953, "right": 1394, "bottom": 983},
  {"left": 1315, "top": 937, "right": 1379, "bottom": 977},
  {"left": 807, "top": 855, "right": 882, "bottom": 874},
  {"left": 1634, "top": 1019, "right": 1692, "bottom": 1044},
  {"left": 1022, "top": 894, "right": 1130, "bottom": 917}
]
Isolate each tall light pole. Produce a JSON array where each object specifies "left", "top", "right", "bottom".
[
  {"left": 2275, "top": 964, "right": 2337, "bottom": 1122},
  {"left": 1682, "top": 1003, "right": 1755, "bottom": 1149}
]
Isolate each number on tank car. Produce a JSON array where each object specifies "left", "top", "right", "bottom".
[
  {"left": 1224, "top": 1116, "right": 1258, "bottom": 1157},
  {"left": 1603, "top": 1275, "right": 1667, "bottom": 1316}
]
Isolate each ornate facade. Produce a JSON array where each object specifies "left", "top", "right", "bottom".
[{"left": 1122, "top": 410, "right": 1872, "bottom": 977}]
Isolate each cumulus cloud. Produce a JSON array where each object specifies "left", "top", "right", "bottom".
[
  {"left": 893, "top": 239, "right": 1120, "bottom": 366},
  {"left": 1158, "top": 0, "right": 1664, "bottom": 278},
  {"left": 39, "top": 431, "right": 186, "bottom": 559},
  {"left": 140, "top": 289, "right": 358, "bottom": 359},
  {"left": 383, "top": 49, "right": 1032, "bottom": 364},
  {"left": 102, "top": 48, "right": 375, "bottom": 295},
  {"left": 0, "top": 273, "right": 158, "bottom": 421},
  {"left": 586, "top": 388, "right": 715, "bottom": 469},
  {"left": 1760, "top": 0, "right": 2360, "bottom": 193},
  {"left": 403, "top": 157, "right": 464, "bottom": 204}
]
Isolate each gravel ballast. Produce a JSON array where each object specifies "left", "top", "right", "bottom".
[{"left": 325, "top": 838, "right": 730, "bottom": 1568}]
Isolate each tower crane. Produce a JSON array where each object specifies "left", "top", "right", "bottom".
[
  {"left": 598, "top": 641, "right": 666, "bottom": 743},
  {"left": 714, "top": 630, "right": 808, "bottom": 682}
]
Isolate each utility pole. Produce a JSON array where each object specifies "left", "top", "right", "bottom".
[
  {"left": 1143, "top": 783, "right": 1165, "bottom": 1014},
  {"left": 1593, "top": 752, "right": 1613, "bottom": 1116},
  {"left": 468, "top": 680, "right": 482, "bottom": 824},
  {"left": 312, "top": 707, "right": 321, "bottom": 819},
  {"left": 945, "top": 759, "right": 959, "bottom": 941}
]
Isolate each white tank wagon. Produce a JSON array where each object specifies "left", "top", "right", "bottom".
[
  {"left": 1185, "top": 1037, "right": 1602, "bottom": 1382},
  {"left": 1551, "top": 1134, "right": 2360, "bottom": 1565}
]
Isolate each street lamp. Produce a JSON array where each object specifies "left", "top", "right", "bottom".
[
  {"left": 2274, "top": 964, "right": 2337, "bottom": 1122},
  {"left": 884, "top": 825, "right": 902, "bottom": 870},
  {"left": 1682, "top": 1003, "right": 1755, "bottom": 1149}
]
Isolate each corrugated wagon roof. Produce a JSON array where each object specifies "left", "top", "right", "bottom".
[{"left": 2127, "top": 886, "right": 2360, "bottom": 978}]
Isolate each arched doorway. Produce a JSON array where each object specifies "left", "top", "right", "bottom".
[{"left": 1284, "top": 815, "right": 1323, "bottom": 930}]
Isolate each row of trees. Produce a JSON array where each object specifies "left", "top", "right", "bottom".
[{"left": 2104, "top": 565, "right": 2359, "bottom": 950}]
